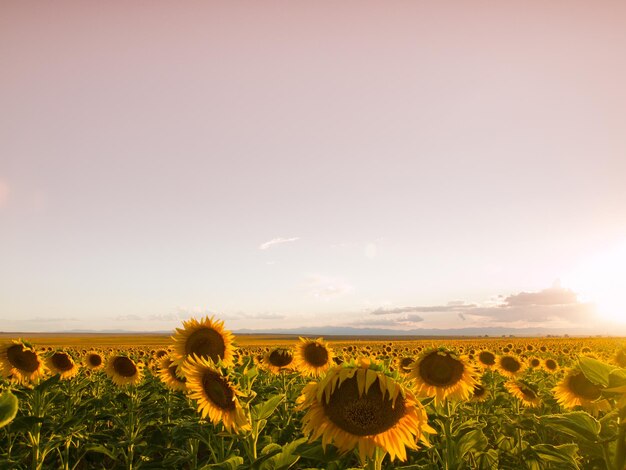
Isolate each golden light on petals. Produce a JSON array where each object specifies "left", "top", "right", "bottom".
[
  {"left": 105, "top": 355, "right": 143, "bottom": 387},
  {"left": 553, "top": 369, "right": 611, "bottom": 416},
  {"left": 46, "top": 351, "right": 79, "bottom": 380},
  {"left": 181, "top": 355, "right": 250, "bottom": 433},
  {"left": 264, "top": 347, "right": 294, "bottom": 374},
  {"left": 409, "top": 349, "right": 478, "bottom": 404},
  {"left": 505, "top": 380, "right": 541, "bottom": 407},
  {"left": 84, "top": 351, "right": 104, "bottom": 370},
  {"left": 0, "top": 340, "right": 46, "bottom": 384},
  {"left": 158, "top": 356, "right": 187, "bottom": 392},
  {"left": 297, "top": 360, "right": 434, "bottom": 463},
  {"left": 171, "top": 316, "right": 235, "bottom": 367},
  {"left": 294, "top": 337, "right": 333, "bottom": 377},
  {"left": 495, "top": 355, "right": 525, "bottom": 378}
]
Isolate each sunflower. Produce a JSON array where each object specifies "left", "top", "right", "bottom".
[
  {"left": 476, "top": 350, "right": 497, "bottom": 369},
  {"left": 495, "top": 355, "right": 525, "bottom": 378},
  {"left": 409, "top": 349, "right": 478, "bottom": 404},
  {"left": 46, "top": 351, "right": 79, "bottom": 380},
  {"left": 297, "top": 359, "right": 434, "bottom": 463},
  {"left": 294, "top": 337, "right": 333, "bottom": 377},
  {"left": 158, "top": 356, "right": 187, "bottom": 392},
  {"left": 528, "top": 357, "right": 541, "bottom": 368},
  {"left": 543, "top": 358, "right": 559, "bottom": 373},
  {"left": 264, "top": 347, "right": 294, "bottom": 374},
  {"left": 171, "top": 316, "right": 235, "bottom": 367},
  {"left": 553, "top": 369, "right": 611, "bottom": 416},
  {"left": 505, "top": 380, "right": 541, "bottom": 407},
  {"left": 397, "top": 357, "right": 414, "bottom": 374},
  {"left": 614, "top": 346, "right": 626, "bottom": 368},
  {"left": 181, "top": 355, "right": 250, "bottom": 433},
  {"left": 84, "top": 351, "right": 104, "bottom": 370},
  {"left": 471, "top": 383, "right": 489, "bottom": 402},
  {"left": 0, "top": 340, "right": 46, "bottom": 384},
  {"left": 105, "top": 355, "right": 143, "bottom": 387}
]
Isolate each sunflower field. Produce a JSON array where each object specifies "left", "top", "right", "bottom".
[{"left": 2, "top": 317, "right": 626, "bottom": 469}]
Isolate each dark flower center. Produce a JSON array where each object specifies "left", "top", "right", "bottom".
[
  {"left": 323, "top": 374, "right": 406, "bottom": 436},
  {"left": 185, "top": 328, "right": 226, "bottom": 363}
]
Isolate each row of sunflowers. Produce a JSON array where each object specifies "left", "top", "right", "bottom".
[{"left": 2, "top": 316, "right": 626, "bottom": 469}]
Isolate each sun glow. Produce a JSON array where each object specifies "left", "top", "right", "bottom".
[{"left": 563, "top": 241, "right": 626, "bottom": 324}]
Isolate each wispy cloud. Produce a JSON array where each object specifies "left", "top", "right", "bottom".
[
  {"left": 369, "top": 285, "right": 594, "bottom": 327},
  {"left": 259, "top": 237, "right": 300, "bottom": 250},
  {"left": 301, "top": 275, "right": 353, "bottom": 300},
  {"left": 371, "top": 302, "right": 476, "bottom": 315}
]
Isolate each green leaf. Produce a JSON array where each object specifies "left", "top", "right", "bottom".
[
  {"left": 84, "top": 444, "right": 118, "bottom": 460},
  {"left": 199, "top": 455, "right": 244, "bottom": 470},
  {"left": 538, "top": 412, "right": 601, "bottom": 443},
  {"left": 578, "top": 356, "right": 614, "bottom": 387},
  {"left": 531, "top": 444, "right": 580, "bottom": 468},
  {"left": 0, "top": 391, "right": 19, "bottom": 428},
  {"left": 253, "top": 395, "right": 284, "bottom": 420},
  {"left": 260, "top": 437, "right": 307, "bottom": 470},
  {"left": 457, "top": 429, "right": 488, "bottom": 457}
]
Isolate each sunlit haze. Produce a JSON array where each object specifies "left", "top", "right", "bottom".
[{"left": 2, "top": 1, "right": 626, "bottom": 334}]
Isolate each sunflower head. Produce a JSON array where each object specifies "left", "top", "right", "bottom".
[
  {"left": 409, "top": 348, "right": 478, "bottom": 404},
  {"left": 543, "top": 358, "right": 559, "bottom": 373},
  {"left": 105, "top": 354, "right": 143, "bottom": 387},
  {"left": 181, "top": 355, "right": 250, "bottom": 433},
  {"left": 264, "top": 347, "right": 294, "bottom": 374},
  {"left": 397, "top": 357, "right": 414, "bottom": 374},
  {"left": 0, "top": 339, "right": 46, "bottom": 384},
  {"left": 505, "top": 380, "right": 541, "bottom": 407},
  {"left": 496, "top": 355, "right": 525, "bottom": 378},
  {"left": 46, "top": 351, "right": 79, "bottom": 380},
  {"left": 471, "top": 383, "right": 489, "bottom": 402},
  {"left": 553, "top": 368, "right": 611, "bottom": 416},
  {"left": 84, "top": 351, "right": 104, "bottom": 370},
  {"left": 476, "top": 350, "right": 497, "bottom": 369},
  {"left": 297, "top": 358, "right": 434, "bottom": 463},
  {"left": 529, "top": 357, "right": 541, "bottom": 368},
  {"left": 294, "top": 337, "right": 333, "bottom": 377},
  {"left": 158, "top": 356, "right": 187, "bottom": 392},
  {"left": 171, "top": 316, "right": 235, "bottom": 367}
]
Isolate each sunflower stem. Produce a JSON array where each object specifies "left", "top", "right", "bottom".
[{"left": 614, "top": 406, "right": 626, "bottom": 470}]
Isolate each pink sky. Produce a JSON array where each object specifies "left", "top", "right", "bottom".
[{"left": 1, "top": 2, "right": 626, "bottom": 333}]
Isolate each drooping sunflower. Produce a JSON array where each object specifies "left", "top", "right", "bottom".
[
  {"left": 297, "top": 358, "right": 434, "bottom": 463},
  {"left": 476, "top": 350, "right": 497, "bottom": 369},
  {"left": 264, "top": 347, "right": 294, "bottom": 374},
  {"left": 495, "top": 355, "right": 525, "bottom": 378},
  {"left": 505, "top": 380, "right": 541, "bottom": 407},
  {"left": 46, "top": 351, "right": 79, "bottom": 380},
  {"left": 553, "top": 369, "right": 611, "bottom": 416},
  {"left": 105, "top": 355, "right": 143, "bottom": 387},
  {"left": 181, "top": 355, "right": 250, "bottom": 433},
  {"left": 294, "top": 337, "right": 333, "bottom": 377},
  {"left": 158, "top": 356, "right": 187, "bottom": 392},
  {"left": 84, "top": 351, "right": 104, "bottom": 370},
  {"left": 0, "top": 340, "right": 46, "bottom": 384},
  {"left": 409, "top": 348, "right": 478, "bottom": 404},
  {"left": 171, "top": 316, "right": 235, "bottom": 367}
]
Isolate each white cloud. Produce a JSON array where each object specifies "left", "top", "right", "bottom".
[{"left": 259, "top": 237, "right": 300, "bottom": 250}]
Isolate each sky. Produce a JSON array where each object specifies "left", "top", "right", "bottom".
[{"left": 1, "top": 1, "right": 626, "bottom": 333}]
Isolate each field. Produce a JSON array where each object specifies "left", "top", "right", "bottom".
[{"left": 2, "top": 319, "right": 626, "bottom": 470}]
